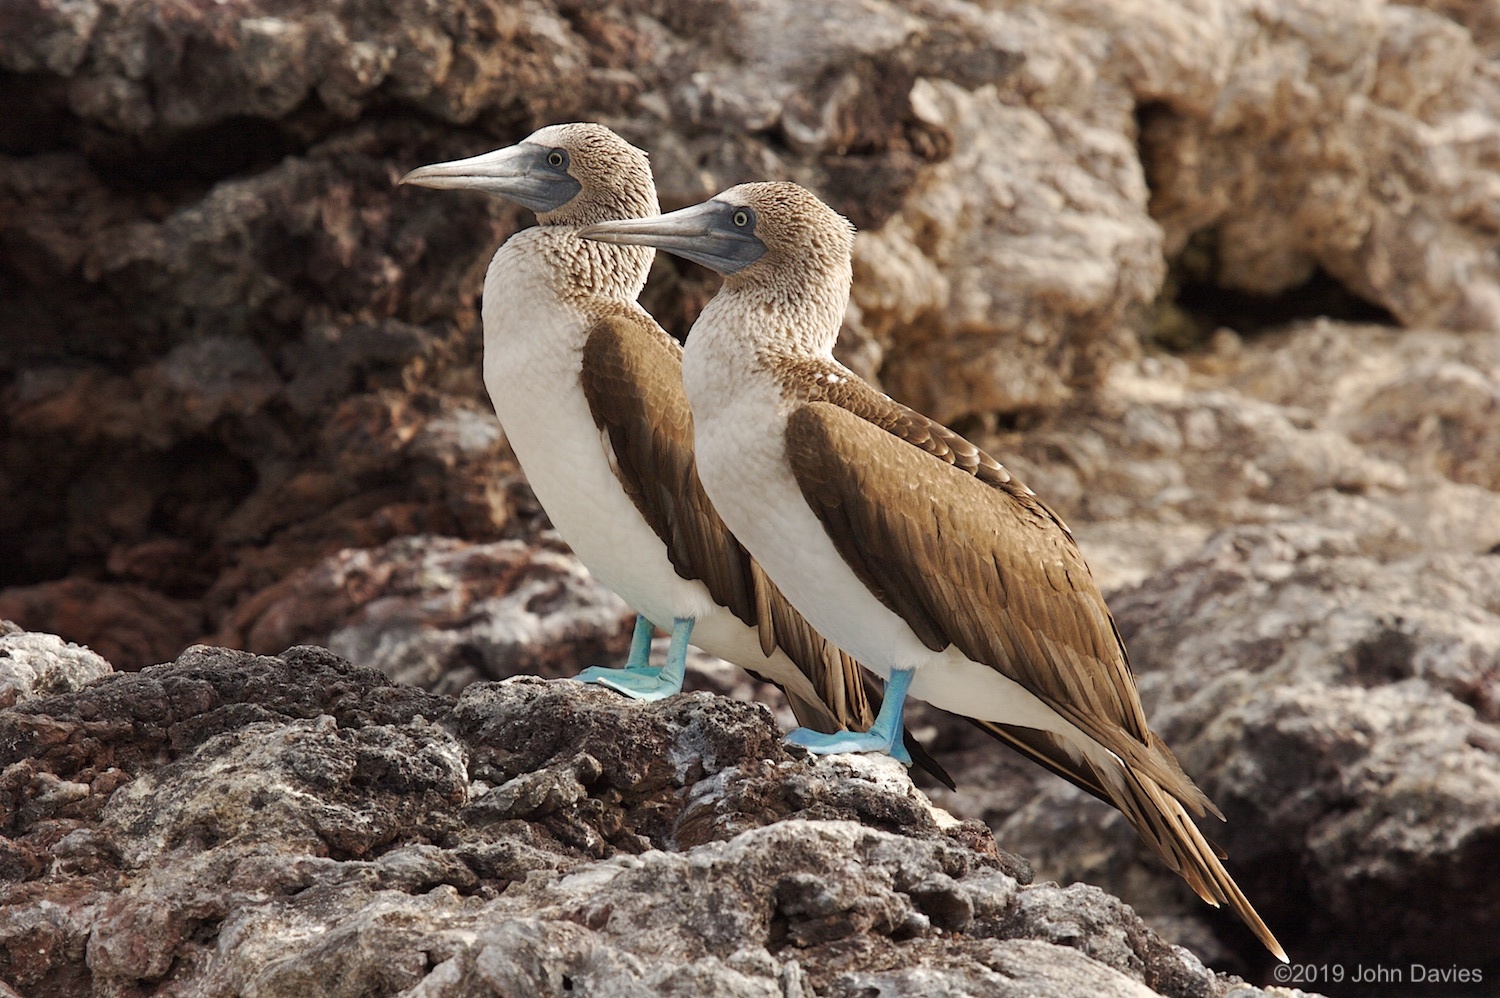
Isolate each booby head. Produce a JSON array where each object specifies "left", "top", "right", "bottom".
[
  {"left": 581, "top": 181, "right": 853, "bottom": 286},
  {"left": 581, "top": 182, "right": 855, "bottom": 352},
  {"left": 400, "top": 122, "right": 659, "bottom": 226}
]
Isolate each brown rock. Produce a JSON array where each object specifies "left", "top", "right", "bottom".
[
  {"left": 217, "top": 533, "right": 636, "bottom": 694},
  {"left": 0, "top": 639, "right": 1298, "bottom": 997},
  {"left": 4, "top": 0, "right": 1498, "bottom": 664},
  {"left": 0, "top": 580, "right": 199, "bottom": 672},
  {"left": 1, "top": 2, "right": 1497, "bottom": 988},
  {"left": 1137, "top": 1, "right": 1500, "bottom": 331}
]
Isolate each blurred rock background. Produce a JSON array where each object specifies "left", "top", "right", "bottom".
[{"left": 1, "top": 0, "right": 1497, "bottom": 991}]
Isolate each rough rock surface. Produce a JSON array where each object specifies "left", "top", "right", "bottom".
[
  {"left": 2, "top": 0, "right": 1498, "bottom": 993},
  {"left": 981, "top": 323, "right": 1500, "bottom": 593},
  {"left": 917, "top": 322, "right": 1500, "bottom": 980},
  {"left": 212, "top": 532, "right": 635, "bottom": 695},
  {"left": 0, "top": 640, "right": 1307, "bottom": 997},
  {"left": 4, "top": 0, "right": 1500, "bottom": 665},
  {"left": 0, "top": 622, "right": 112, "bottom": 706},
  {"left": 1119, "top": 525, "right": 1500, "bottom": 960}
]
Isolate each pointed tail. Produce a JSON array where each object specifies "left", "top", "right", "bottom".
[{"left": 968, "top": 718, "right": 1286, "bottom": 961}]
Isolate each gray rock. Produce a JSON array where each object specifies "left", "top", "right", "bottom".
[
  {"left": 5, "top": 0, "right": 1499, "bottom": 677},
  {"left": 0, "top": 622, "right": 112, "bottom": 705},
  {"left": 916, "top": 321, "right": 1500, "bottom": 976},
  {"left": 1113, "top": 523, "right": 1500, "bottom": 967},
  {"left": 214, "top": 533, "right": 635, "bottom": 694},
  {"left": 0, "top": 640, "right": 1302, "bottom": 997}
]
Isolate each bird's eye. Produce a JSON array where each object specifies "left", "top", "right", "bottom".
[
  {"left": 547, "top": 149, "right": 566, "bottom": 168},
  {"left": 731, "top": 208, "right": 752, "bottom": 228}
]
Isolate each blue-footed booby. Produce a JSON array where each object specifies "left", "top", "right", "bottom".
[
  {"left": 399, "top": 126, "right": 947, "bottom": 783},
  {"left": 580, "top": 181, "right": 1286, "bottom": 960}
]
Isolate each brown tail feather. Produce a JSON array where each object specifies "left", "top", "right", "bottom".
[
  {"left": 1119, "top": 765, "right": 1285, "bottom": 960},
  {"left": 779, "top": 687, "right": 844, "bottom": 734},
  {"left": 969, "top": 718, "right": 1115, "bottom": 805},
  {"left": 968, "top": 718, "right": 1285, "bottom": 961}
]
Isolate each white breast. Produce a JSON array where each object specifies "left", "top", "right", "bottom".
[
  {"left": 682, "top": 310, "right": 1088, "bottom": 740},
  {"left": 684, "top": 353, "right": 924, "bottom": 673},
  {"left": 483, "top": 231, "right": 713, "bottom": 625},
  {"left": 479, "top": 231, "right": 830, "bottom": 705}
]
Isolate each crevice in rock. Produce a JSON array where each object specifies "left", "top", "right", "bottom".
[
  {"left": 1344, "top": 624, "right": 1418, "bottom": 688},
  {"left": 0, "top": 74, "right": 76, "bottom": 156},
  {"left": 0, "top": 266, "right": 172, "bottom": 371},
  {"left": 1135, "top": 102, "right": 1398, "bottom": 349},
  {"left": 1146, "top": 255, "right": 1397, "bottom": 351},
  {"left": 946, "top": 410, "right": 1038, "bottom": 442},
  {"left": 1173, "top": 264, "right": 1395, "bottom": 340},
  {"left": 0, "top": 433, "right": 255, "bottom": 592},
  {"left": 78, "top": 114, "right": 307, "bottom": 199},
  {"left": 0, "top": 74, "right": 322, "bottom": 199}
]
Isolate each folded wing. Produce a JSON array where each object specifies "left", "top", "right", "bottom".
[{"left": 579, "top": 314, "right": 952, "bottom": 786}]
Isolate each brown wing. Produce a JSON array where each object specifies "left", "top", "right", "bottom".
[
  {"left": 580, "top": 313, "right": 754, "bottom": 625},
  {"left": 785, "top": 392, "right": 1285, "bottom": 957},
  {"left": 784, "top": 389, "right": 1211, "bottom": 818},
  {"left": 579, "top": 314, "right": 955, "bottom": 788}
]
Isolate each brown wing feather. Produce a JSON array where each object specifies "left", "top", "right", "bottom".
[
  {"left": 581, "top": 313, "right": 754, "bottom": 623},
  {"left": 784, "top": 389, "right": 1212, "bottom": 818},
  {"left": 577, "top": 315, "right": 952, "bottom": 789},
  {"left": 783, "top": 385, "right": 1282, "bottom": 957}
]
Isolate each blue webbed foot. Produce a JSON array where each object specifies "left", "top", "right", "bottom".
[
  {"left": 783, "top": 667, "right": 916, "bottom": 766},
  {"left": 574, "top": 664, "right": 680, "bottom": 700},
  {"left": 784, "top": 726, "right": 913, "bottom": 765},
  {"left": 572, "top": 616, "right": 693, "bottom": 702}
]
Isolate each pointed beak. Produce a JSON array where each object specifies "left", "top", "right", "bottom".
[
  {"left": 580, "top": 200, "right": 766, "bottom": 275},
  {"left": 399, "top": 143, "right": 581, "bottom": 214}
]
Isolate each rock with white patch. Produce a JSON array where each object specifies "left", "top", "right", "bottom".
[
  {"left": 0, "top": 636, "right": 1304, "bottom": 997},
  {"left": 0, "top": 622, "right": 112, "bottom": 705}
]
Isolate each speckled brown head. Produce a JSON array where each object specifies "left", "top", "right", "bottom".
[
  {"left": 579, "top": 182, "right": 856, "bottom": 351},
  {"left": 707, "top": 183, "right": 855, "bottom": 291},
  {"left": 579, "top": 181, "right": 853, "bottom": 282},
  {"left": 400, "top": 122, "right": 658, "bottom": 226}
]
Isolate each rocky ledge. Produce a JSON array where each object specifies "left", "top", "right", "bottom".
[{"left": 0, "top": 633, "right": 1310, "bottom": 997}]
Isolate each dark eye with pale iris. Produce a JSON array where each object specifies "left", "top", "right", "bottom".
[
  {"left": 731, "top": 208, "right": 752, "bottom": 228},
  {"left": 547, "top": 149, "right": 566, "bottom": 168}
]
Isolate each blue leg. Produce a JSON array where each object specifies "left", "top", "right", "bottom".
[
  {"left": 623, "top": 614, "right": 655, "bottom": 670},
  {"left": 785, "top": 668, "right": 915, "bottom": 766},
  {"left": 573, "top": 616, "right": 691, "bottom": 701}
]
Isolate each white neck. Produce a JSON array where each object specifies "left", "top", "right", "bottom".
[
  {"left": 684, "top": 250, "right": 852, "bottom": 398},
  {"left": 485, "top": 225, "right": 653, "bottom": 329},
  {"left": 480, "top": 224, "right": 653, "bottom": 435}
]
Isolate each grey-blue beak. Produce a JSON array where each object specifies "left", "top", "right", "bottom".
[
  {"left": 579, "top": 200, "right": 766, "bottom": 275},
  {"left": 400, "top": 143, "right": 581, "bottom": 214}
]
